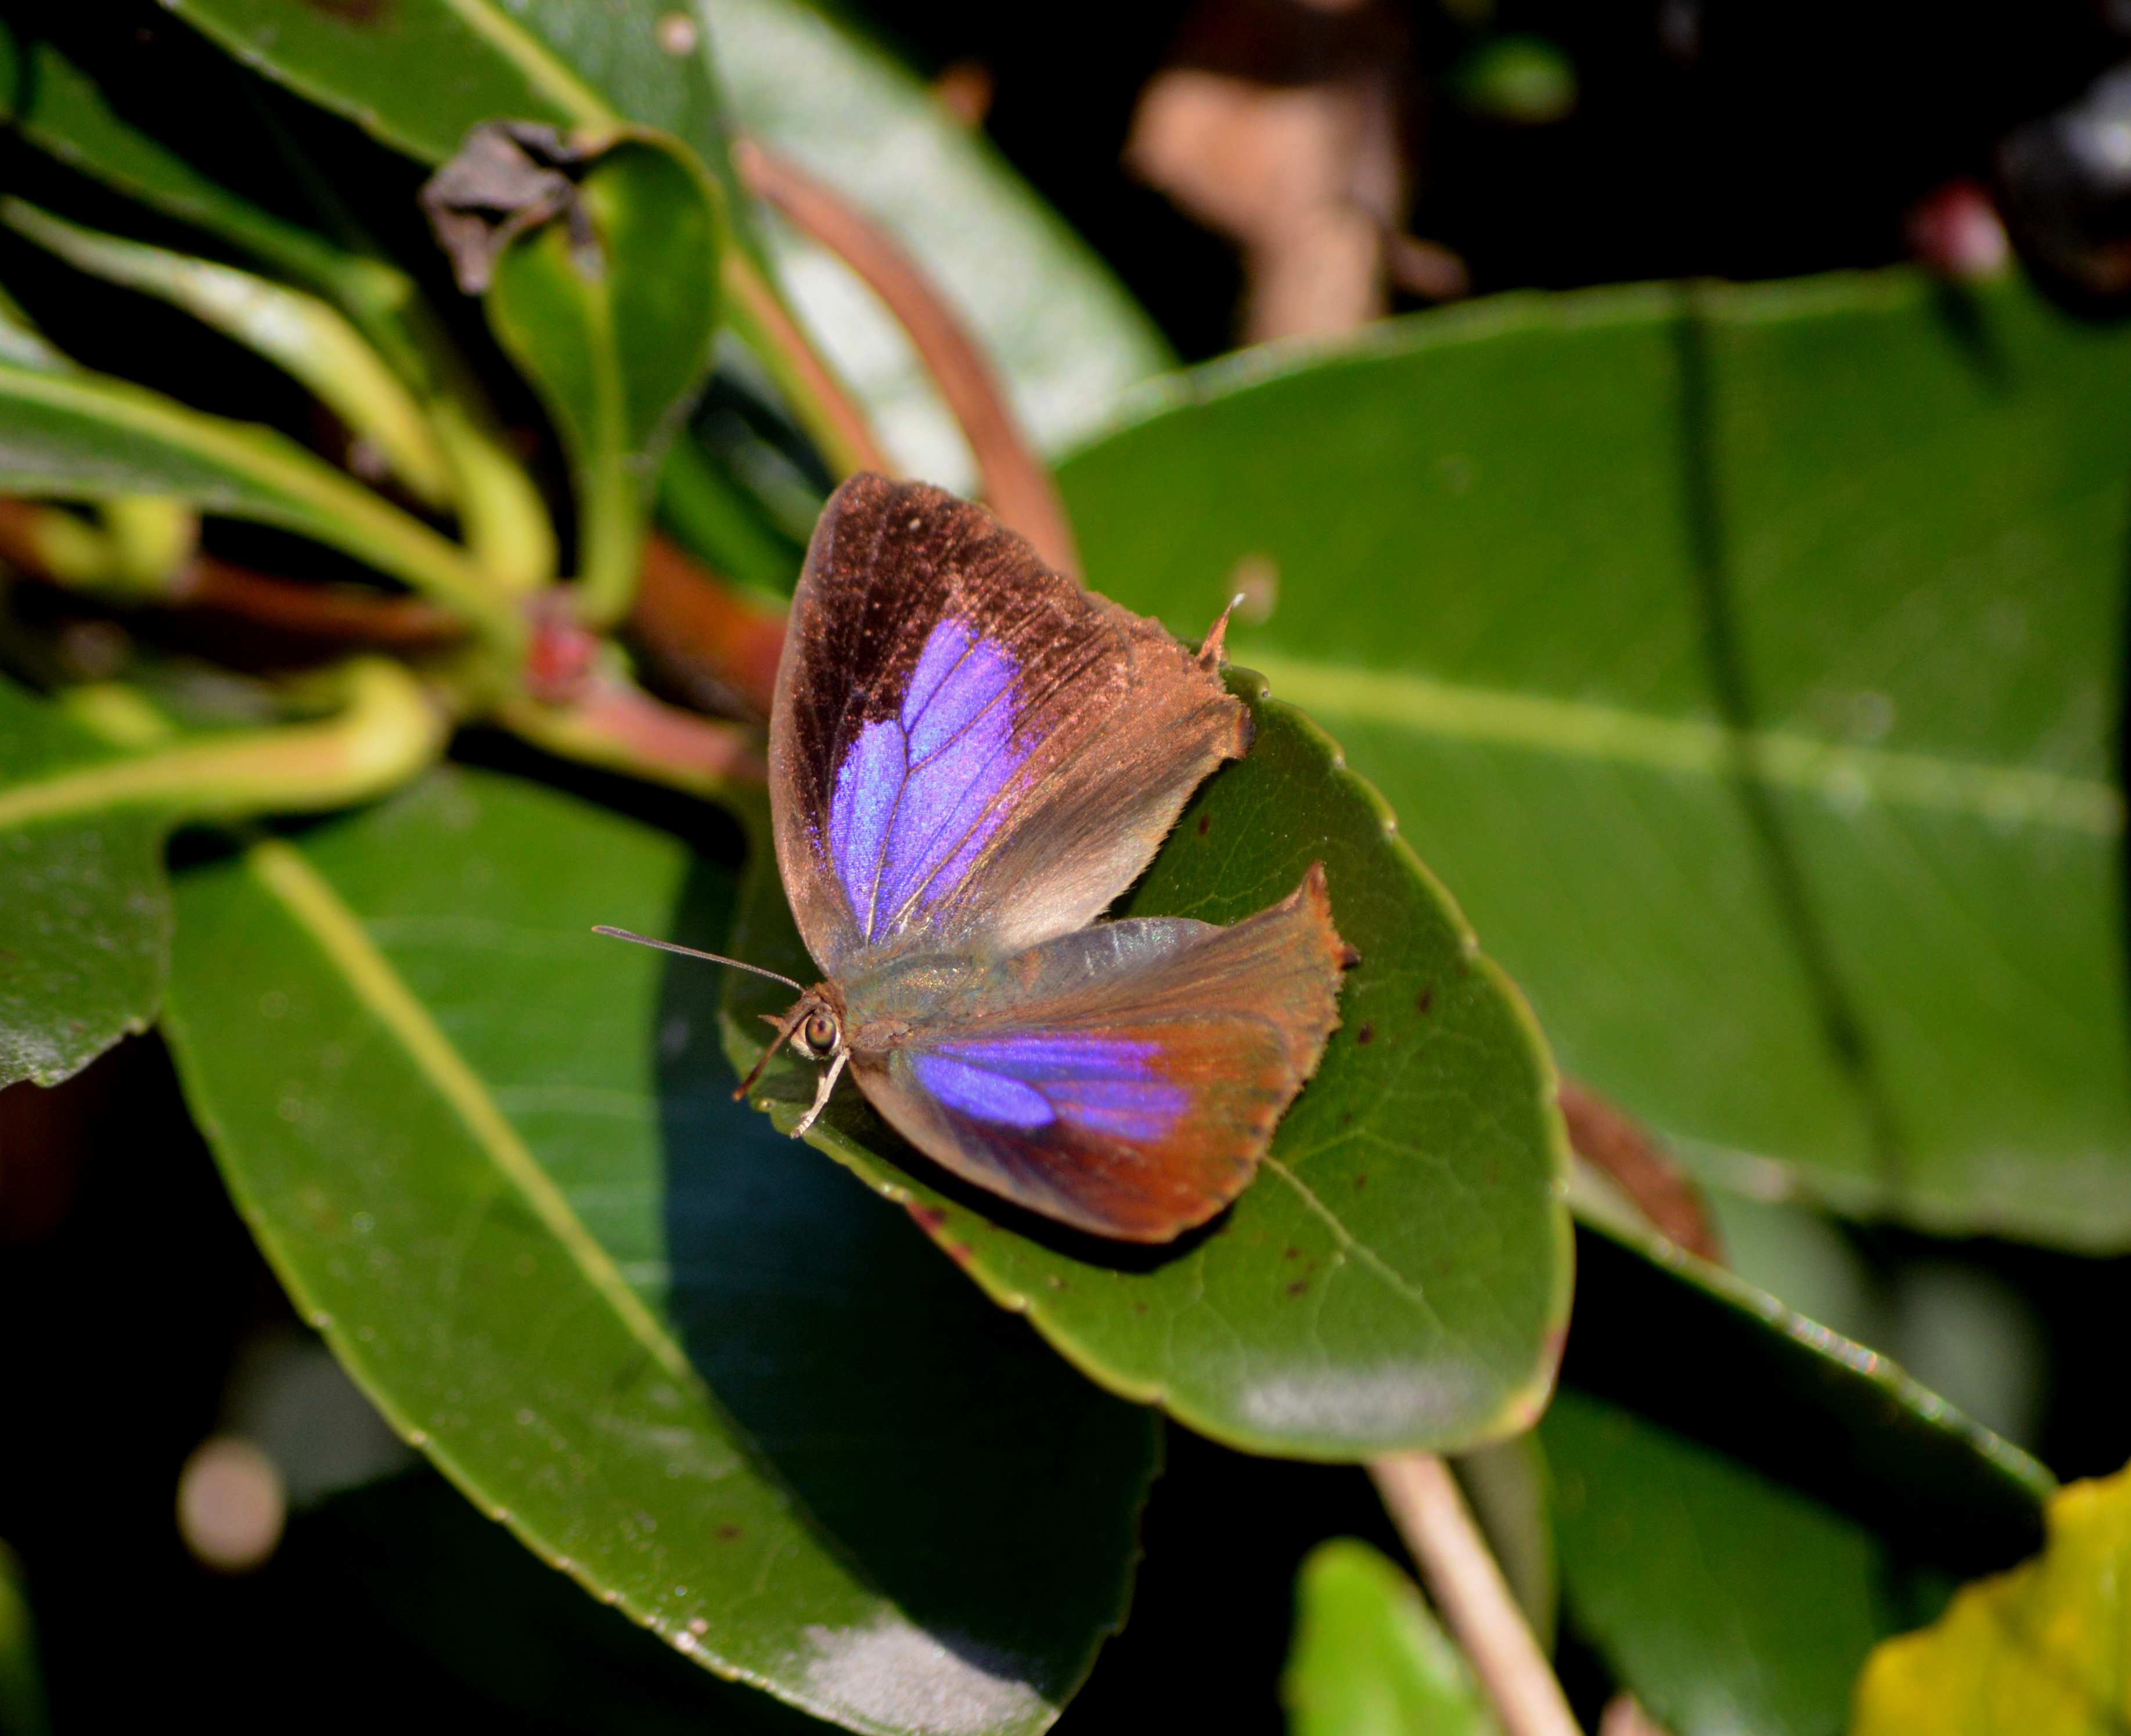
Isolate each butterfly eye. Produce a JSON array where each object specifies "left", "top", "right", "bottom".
[{"left": 802, "top": 1010, "right": 839, "bottom": 1054}]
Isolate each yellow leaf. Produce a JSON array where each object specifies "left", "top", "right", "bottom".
[{"left": 1851, "top": 1461, "right": 2131, "bottom": 1734}]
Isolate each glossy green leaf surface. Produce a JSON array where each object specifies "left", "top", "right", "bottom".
[
  {"left": 706, "top": 0, "right": 1172, "bottom": 484},
  {"left": 1564, "top": 1205, "right": 2051, "bottom": 1574},
  {"left": 1057, "top": 272, "right": 2131, "bottom": 1249},
  {"left": 1851, "top": 1457, "right": 2131, "bottom": 1735},
  {"left": 1281, "top": 1539, "right": 1498, "bottom": 1736},
  {"left": 162, "top": 768, "right": 1157, "bottom": 1736},
  {"left": 0, "top": 678, "right": 166, "bottom": 1089},
  {"left": 1543, "top": 1389, "right": 1940, "bottom": 1736},
  {"left": 722, "top": 675, "right": 1573, "bottom": 1460},
  {"left": 485, "top": 136, "right": 719, "bottom": 624}
]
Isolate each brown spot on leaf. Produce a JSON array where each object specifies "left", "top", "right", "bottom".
[
  {"left": 1132, "top": 1301, "right": 1149, "bottom": 1315},
  {"left": 714, "top": 1523, "right": 743, "bottom": 1541},
  {"left": 1352, "top": 1172, "right": 1367, "bottom": 1190},
  {"left": 1196, "top": 813, "right": 1211, "bottom": 837},
  {"left": 1416, "top": 986, "right": 1434, "bottom": 1014},
  {"left": 1283, "top": 1245, "right": 1302, "bottom": 1260},
  {"left": 1286, "top": 1278, "right": 1310, "bottom": 1296},
  {"left": 946, "top": 1241, "right": 973, "bottom": 1266},
  {"left": 1356, "top": 1022, "right": 1375, "bottom": 1045},
  {"left": 905, "top": 1202, "right": 947, "bottom": 1235}
]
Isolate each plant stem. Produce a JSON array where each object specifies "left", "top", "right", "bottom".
[
  {"left": 0, "top": 500, "right": 463, "bottom": 647},
  {"left": 1370, "top": 1453, "right": 1585, "bottom": 1736},
  {"left": 628, "top": 533, "right": 786, "bottom": 720},
  {"left": 1557, "top": 1079, "right": 1723, "bottom": 1263},
  {"left": 0, "top": 658, "right": 445, "bottom": 829},
  {"left": 721, "top": 249, "right": 889, "bottom": 480},
  {"left": 735, "top": 139, "right": 1081, "bottom": 577},
  {"left": 497, "top": 675, "right": 764, "bottom": 798}
]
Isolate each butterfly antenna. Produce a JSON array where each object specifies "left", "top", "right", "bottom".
[
  {"left": 591, "top": 925, "right": 805, "bottom": 993},
  {"left": 734, "top": 1002, "right": 810, "bottom": 1101},
  {"left": 1197, "top": 593, "right": 1244, "bottom": 668}
]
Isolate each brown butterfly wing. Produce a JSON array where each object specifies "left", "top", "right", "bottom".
[
  {"left": 769, "top": 473, "right": 1249, "bottom": 977},
  {"left": 845, "top": 867, "right": 1351, "bottom": 1241}
]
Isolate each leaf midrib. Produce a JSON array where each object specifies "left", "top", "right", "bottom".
[
  {"left": 1244, "top": 650, "right": 2123, "bottom": 835},
  {"left": 248, "top": 839, "right": 694, "bottom": 1384},
  {"left": 438, "top": 0, "right": 618, "bottom": 129}
]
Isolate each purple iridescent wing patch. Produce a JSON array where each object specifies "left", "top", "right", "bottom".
[
  {"left": 827, "top": 619, "right": 1025, "bottom": 943},
  {"left": 909, "top": 1035, "right": 1190, "bottom": 1142}
]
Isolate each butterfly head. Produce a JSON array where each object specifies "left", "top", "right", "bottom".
[
  {"left": 591, "top": 924, "right": 852, "bottom": 1134},
  {"left": 789, "top": 998, "right": 844, "bottom": 1063},
  {"left": 756, "top": 983, "right": 850, "bottom": 1137}
]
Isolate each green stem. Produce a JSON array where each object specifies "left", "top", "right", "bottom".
[
  {"left": 722, "top": 250, "right": 888, "bottom": 479},
  {"left": 0, "top": 368, "right": 526, "bottom": 662},
  {"left": 0, "top": 660, "right": 445, "bottom": 829}
]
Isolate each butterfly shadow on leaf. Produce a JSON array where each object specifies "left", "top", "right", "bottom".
[{"left": 648, "top": 855, "right": 1158, "bottom": 1706}]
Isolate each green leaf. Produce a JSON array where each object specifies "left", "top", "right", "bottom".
[
  {"left": 0, "top": 28, "right": 387, "bottom": 312},
  {"left": 483, "top": 134, "right": 720, "bottom": 625},
  {"left": 1055, "top": 271, "right": 2131, "bottom": 1249},
  {"left": 722, "top": 673, "right": 1572, "bottom": 1460},
  {"left": 3, "top": 33, "right": 558, "bottom": 592},
  {"left": 0, "top": 1539, "right": 49, "bottom": 1736},
  {"left": 161, "top": 768, "right": 1157, "bottom": 1736},
  {"left": 0, "top": 661, "right": 442, "bottom": 1087},
  {"left": 2, "top": 199, "right": 456, "bottom": 507},
  {"left": 0, "top": 682, "right": 169, "bottom": 1084},
  {"left": 160, "top": 0, "right": 740, "bottom": 218},
  {"left": 1565, "top": 1204, "right": 2053, "bottom": 1575},
  {"left": 158, "top": 0, "right": 1170, "bottom": 484},
  {"left": 1850, "top": 1458, "right": 2131, "bottom": 1735},
  {"left": 0, "top": 358, "right": 520, "bottom": 652},
  {"left": 308, "top": 1471, "right": 852, "bottom": 1735},
  {"left": 1542, "top": 1389, "right": 1942, "bottom": 1736},
  {"left": 706, "top": 0, "right": 1173, "bottom": 483},
  {"left": 1281, "top": 1539, "right": 1498, "bottom": 1736}
]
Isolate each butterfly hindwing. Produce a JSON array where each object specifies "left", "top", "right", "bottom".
[
  {"left": 770, "top": 474, "right": 1250, "bottom": 976},
  {"left": 846, "top": 867, "right": 1349, "bottom": 1241}
]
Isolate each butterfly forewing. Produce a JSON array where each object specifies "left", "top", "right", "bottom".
[{"left": 770, "top": 474, "right": 1250, "bottom": 975}]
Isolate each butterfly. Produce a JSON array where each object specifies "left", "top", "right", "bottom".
[{"left": 600, "top": 474, "right": 1354, "bottom": 1242}]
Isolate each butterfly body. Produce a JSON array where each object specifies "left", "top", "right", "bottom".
[{"left": 638, "top": 473, "right": 1354, "bottom": 1243}]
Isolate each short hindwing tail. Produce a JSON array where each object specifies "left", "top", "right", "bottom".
[
  {"left": 851, "top": 866, "right": 1350, "bottom": 1241},
  {"left": 768, "top": 474, "right": 1250, "bottom": 977}
]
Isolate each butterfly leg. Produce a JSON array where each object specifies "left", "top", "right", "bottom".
[{"left": 791, "top": 1049, "right": 848, "bottom": 1137}]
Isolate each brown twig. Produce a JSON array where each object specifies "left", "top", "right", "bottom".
[
  {"left": 1371, "top": 1454, "right": 1585, "bottom": 1736},
  {"left": 168, "top": 560, "right": 465, "bottom": 649},
  {"left": 1557, "top": 1078, "right": 1724, "bottom": 1263},
  {"left": 0, "top": 498, "right": 463, "bottom": 649},
  {"left": 628, "top": 534, "right": 786, "bottom": 721},
  {"left": 734, "top": 138, "right": 1082, "bottom": 579}
]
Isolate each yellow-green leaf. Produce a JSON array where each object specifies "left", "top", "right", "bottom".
[{"left": 1850, "top": 1460, "right": 2131, "bottom": 1735}]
